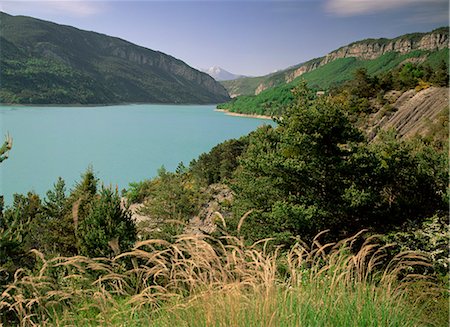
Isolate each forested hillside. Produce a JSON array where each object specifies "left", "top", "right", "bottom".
[
  {"left": 0, "top": 12, "right": 230, "bottom": 104},
  {"left": 218, "top": 52, "right": 449, "bottom": 125},
  {"left": 222, "top": 27, "right": 448, "bottom": 97},
  {"left": 220, "top": 27, "right": 448, "bottom": 116}
]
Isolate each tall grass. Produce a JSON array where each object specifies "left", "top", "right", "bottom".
[{"left": 1, "top": 231, "right": 446, "bottom": 326}]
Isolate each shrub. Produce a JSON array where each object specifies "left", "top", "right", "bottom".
[{"left": 77, "top": 187, "right": 136, "bottom": 258}]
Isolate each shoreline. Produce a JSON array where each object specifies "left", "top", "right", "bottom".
[
  {"left": 215, "top": 108, "right": 273, "bottom": 120},
  {"left": 0, "top": 102, "right": 223, "bottom": 108}
]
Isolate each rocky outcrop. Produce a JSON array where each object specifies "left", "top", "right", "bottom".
[
  {"left": 123, "top": 184, "right": 233, "bottom": 236},
  {"left": 186, "top": 184, "right": 233, "bottom": 235},
  {"left": 322, "top": 30, "right": 448, "bottom": 64},
  {"left": 255, "top": 82, "right": 271, "bottom": 95},
  {"left": 368, "top": 87, "right": 449, "bottom": 139},
  {"left": 284, "top": 60, "right": 322, "bottom": 85}
]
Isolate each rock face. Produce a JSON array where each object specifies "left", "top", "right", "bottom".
[
  {"left": 123, "top": 184, "right": 233, "bottom": 236},
  {"left": 0, "top": 12, "right": 230, "bottom": 104},
  {"left": 108, "top": 47, "right": 229, "bottom": 98},
  {"left": 186, "top": 184, "right": 233, "bottom": 235},
  {"left": 368, "top": 87, "right": 449, "bottom": 139},
  {"left": 322, "top": 31, "right": 448, "bottom": 64},
  {"left": 250, "top": 28, "right": 449, "bottom": 95},
  {"left": 255, "top": 82, "right": 271, "bottom": 95}
]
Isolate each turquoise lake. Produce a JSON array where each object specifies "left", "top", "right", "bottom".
[{"left": 0, "top": 104, "right": 273, "bottom": 204}]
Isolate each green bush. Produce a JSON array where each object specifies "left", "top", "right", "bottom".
[
  {"left": 125, "top": 180, "right": 154, "bottom": 204},
  {"left": 190, "top": 136, "right": 249, "bottom": 186},
  {"left": 77, "top": 187, "right": 136, "bottom": 258}
]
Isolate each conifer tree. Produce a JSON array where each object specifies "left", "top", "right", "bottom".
[{"left": 77, "top": 187, "right": 136, "bottom": 258}]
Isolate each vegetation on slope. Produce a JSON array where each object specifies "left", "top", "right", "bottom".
[
  {"left": 221, "top": 75, "right": 267, "bottom": 96},
  {"left": 218, "top": 50, "right": 449, "bottom": 116},
  {"left": 0, "top": 74, "right": 448, "bottom": 325},
  {"left": 304, "top": 49, "right": 449, "bottom": 89},
  {"left": 221, "top": 58, "right": 320, "bottom": 97},
  {"left": 220, "top": 27, "right": 448, "bottom": 98},
  {"left": 0, "top": 12, "right": 230, "bottom": 104},
  {"left": 123, "top": 83, "right": 448, "bottom": 252}
]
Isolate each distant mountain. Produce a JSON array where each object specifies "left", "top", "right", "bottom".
[
  {"left": 201, "top": 66, "right": 246, "bottom": 81},
  {"left": 0, "top": 12, "right": 230, "bottom": 104},
  {"left": 222, "top": 27, "right": 449, "bottom": 97}
]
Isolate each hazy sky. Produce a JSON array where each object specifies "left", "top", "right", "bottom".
[{"left": 1, "top": 0, "right": 448, "bottom": 76}]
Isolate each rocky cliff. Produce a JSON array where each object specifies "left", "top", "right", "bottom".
[
  {"left": 282, "top": 28, "right": 449, "bottom": 89},
  {"left": 322, "top": 30, "right": 448, "bottom": 64},
  {"left": 367, "top": 87, "right": 449, "bottom": 140}
]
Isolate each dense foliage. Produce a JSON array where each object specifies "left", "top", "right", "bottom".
[
  {"left": 78, "top": 187, "right": 136, "bottom": 257},
  {"left": 0, "top": 169, "right": 138, "bottom": 292},
  {"left": 227, "top": 85, "right": 447, "bottom": 244},
  {"left": 189, "top": 137, "right": 249, "bottom": 185}
]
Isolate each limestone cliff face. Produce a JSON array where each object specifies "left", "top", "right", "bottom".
[
  {"left": 322, "top": 31, "right": 448, "bottom": 64},
  {"left": 284, "top": 61, "right": 321, "bottom": 86},
  {"left": 255, "top": 82, "right": 271, "bottom": 95},
  {"left": 256, "top": 29, "right": 449, "bottom": 95}
]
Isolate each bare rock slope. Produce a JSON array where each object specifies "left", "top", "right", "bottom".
[{"left": 368, "top": 87, "right": 449, "bottom": 139}]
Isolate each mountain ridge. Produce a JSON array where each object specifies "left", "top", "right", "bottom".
[
  {"left": 0, "top": 12, "right": 230, "bottom": 104},
  {"left": 222, "top": 27, "right": 449, "bottom": 97}
]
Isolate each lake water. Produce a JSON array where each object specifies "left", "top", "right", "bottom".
[{"left": 0, "top": 104, "right": 273, "bottom": 204}]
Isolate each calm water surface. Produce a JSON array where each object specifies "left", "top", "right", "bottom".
[{"left": 0, "top": 104, "right": 273, "bottom": 204}]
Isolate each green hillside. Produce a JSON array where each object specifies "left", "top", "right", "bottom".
[
  {"left": 221, "top": 58, "right": 321, "bottom": 97},
  {"left": 221, "top": 75, "right": 266, "bottom": 97},
  {"left": 304, "top": 49, "right": 449, "bottom": 89},
  {"left": 218, "top": 48, "right": 449, "bottom": 116},
  {"left": 221, "top": 27, "right": 448, "bottom": 98},
  {"left": 0, "top": 12, "right": 230, "bottom": 104}
]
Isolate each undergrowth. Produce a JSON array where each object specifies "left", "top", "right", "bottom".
[{"left": 1, "top": 230, "right": 447, "bottom": 326}]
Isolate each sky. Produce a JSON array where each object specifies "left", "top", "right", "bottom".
[{"left": 1, "top": 0, "right": 448, "bottom": 76}]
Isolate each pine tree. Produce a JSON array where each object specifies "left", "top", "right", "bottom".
[
  {"left": 77, "top": 187, "right": 136, "bottom": 258},
  {"left": 37, "top": 178, "right": 78, "bottom": 256},
  {"left": 431, "top": 60, "right": 449, "bottom": 87}
]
